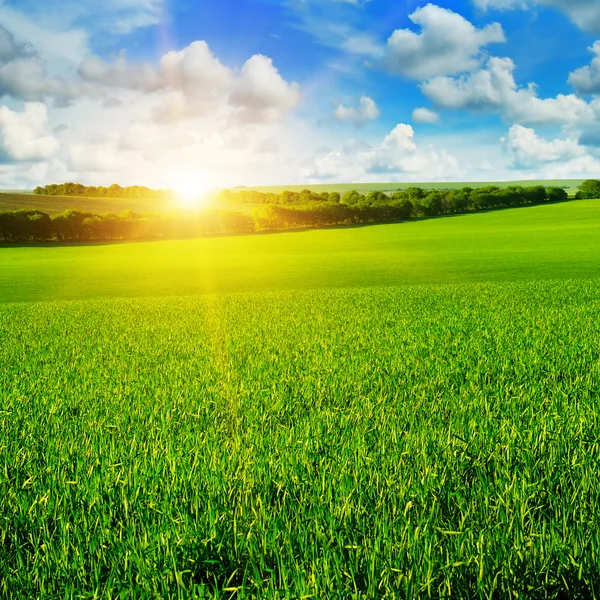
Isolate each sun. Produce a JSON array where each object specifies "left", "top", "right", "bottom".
[{"left": 171, "top": 174, "right": 214, "bottom": 209}]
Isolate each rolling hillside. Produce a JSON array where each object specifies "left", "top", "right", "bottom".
[{"left": 2, "top": 198, "right": 600, "bottom": 303}]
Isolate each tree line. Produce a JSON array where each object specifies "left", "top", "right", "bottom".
[
  {"left": 3, "top": 181, "right": 598, "bottom": 243},
  {"left": 0, "top": 205, "right": 411, "bottom": 242},
  {"left": 219, "top": 184, "right": 572, "bottom": 215},
  {"left": 34, "top": 183, "right": 171, "bottom": 199}
]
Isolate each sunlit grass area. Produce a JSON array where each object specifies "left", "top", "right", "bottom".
[
  {"left": 2, "top": 199, "right": 600, "bottom": 303},
  {"left": 2, "top": 281, "right": 600, "bottom": 597},
  {"left": 3, "top": 201, "right": 600, "bottom": 597},
  {"left": 0, "top": 192, "right": 176, "bottom": 215}
]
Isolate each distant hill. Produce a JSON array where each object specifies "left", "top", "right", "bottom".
[
  {"left": 233, "top": 180, "right": 584, "bottom": 194},
  {"left": 0, "top": 192, "right": 177, "bottom": 215},
  {"left": 0, "top": 180, "right": 585, "bottom": 214}
]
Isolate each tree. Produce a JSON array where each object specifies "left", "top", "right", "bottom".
[
  {"left": 415, "top": 191, "right": 444, "bottom": 216},
  {"left": 446, "top": 188, "right": 471, "bottom": 213},
  {"left": 328, "top": 192, "right": 341, "bottom": 204},
  {"left": 575, "top": 180, "right": 600, "bottom": 199},
  {"left": 469, "top": 186, "right": 501, "bottom": 210},
  {"left": 365, "top": 191, "right": 388, "bottom": 205},
  {"left": 341, "top": 190, "right": 364, "bottom": 206},
  {"left": 523, "top": 185, "right": 547, "bottom": 205},
  {"left": 299, "top": 189, "right": 314, "bottom": 204},
  {"left": 546, "top": 187, "right": 568, "bottom": 203},
  {"left": 108, "top": 184, "right": 124, "bottom": 197},
  {"left": 280, "top": 190, "right": 300, "bottom": 204},
  {"left": 51, "top": 210, "right": 94, "bottom": 240},
  {"left": 404, "top": 187, "right": 425, "bottom": 201},
  {"left": 220, "top": 211, "right": 255, "bottom": 234},
  {"left": 388, "top": 198, "right": 413, "bottom": 219},
  {"left": 0, "top": 210, "right": 52, "bottom": 241}
]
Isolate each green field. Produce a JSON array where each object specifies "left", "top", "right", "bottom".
[
  {"left": 0, "top": 192, "right": 178, "bottom": 215},
  {"left": 2, "top": 199, "right": 600, "bottom": 303},
  {"left": 0, "top": 179, "right": 583, "bottom": 214},
  {"left": 2, "top": 200, "right": 600, "bottom": 597}
]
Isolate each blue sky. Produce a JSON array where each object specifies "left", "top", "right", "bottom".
[{"left": 0, "top": 0, "right": 599, "bottom": 189}]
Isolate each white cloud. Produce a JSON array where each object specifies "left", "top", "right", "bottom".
[
  {"left": 502, "top": 124, "right": 585, "bottom": 167},
  {"left": 569, "top": 41, "right": 600, "bottom": 95},
  {"left": 280, "top": 0, "right": 376, "bottom": 58},
  {"left": 78, "top": 43, "right": 300, "bottom": 125},
  {"left": 474, "top": 0, "right": 600, "bottom": 34},
  {"left": 381, "top": 4, "right": 505, "bottom": 80},
  {"left": 0, "top": 24, "right": 90, "bottom": 102},
  {"left": 502, "top": 124, "right": 600, "bottom": 176},
  {"left": 334, "top": 95, "right": 380, "bottom": 126},
  {"left": 0, "top": 19, "right": 303, "bottom": 189},
  {"left": 412, "top": 107, "right": 440, "bottom": 124},
  {"left": 78, "top": 41, "right": 233, "bottom": 97},
  {"left": 102, "top": 0, "right": 162, "bottom": 33},
  {"left": 78, "top": 52, "right": 163, "bottom": 92},
  {"left": 422, "top": 56, "right": 598, "bottom": 125},
  {"left": 68, "top": 141, "right": 145, "bottom": 172},
  {"left": 305, "top": 123, "right": 462, "bottom": 182},
  {"left": 0, "top": 0, "right": 160, "bottom": 37},
  {"left": 341, "top": 33, "right": 382, "bottom": 58},
  {"left": 0, "top": 102, "right": 59, "bottom": 161},
  {"left": 229, "top": 54, "right": 300, "bottom": 123},
  {"left": 0, "top": 5, "right": 89, "bottom": 69},
  {"left": 0, "top": 28, "right": 301, "bottom": 126},
  {"left": 381, "top": 124, "right": 417, "bottom": 152},
  {"left": 0, "top": 25, "right": 29, "bottom": 63},
  {"left": 159, "top": 41, "right": 234, "bottom": 96},
  {"left": 0, "top": 56, "right": 88, "bottom": 102}
]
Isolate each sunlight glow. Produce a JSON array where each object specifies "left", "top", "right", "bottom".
[{"left": 172, "top": 174, "right": 214, "bottom": 209}]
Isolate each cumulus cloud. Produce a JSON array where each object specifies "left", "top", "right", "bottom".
[
  {"left": 0, "top": 102, "right": 59, "bottom": 161},
  {"left": 306, "top": 123, "right": 461, "bottom": 182},
  {"left": 0, "top": 25, "right": 90, "bottom": 101},
  {"left": 0, "top": 6, "right": 89, "bottom": 69},
  {"left": 334, "top": 95, "right": 380, "bottom": 126},
  {"left": 229, "top": 55, "right": 300, "bottom": 123},
  {"left": 474, "top": 0, "right": 600, "bottom": 34},
  {"left": 502, "top": 124, "right": 600, "bottom": 176},
  {"left": 422, "top": 56, "right": 598, "bottom": 125},
  {"left": 0, "top": 25, "right": 30, "bottom": 63},
  {"left": 79, "top": 43, "right": 299, "bottom": 125},
  {"left": 569, "top": 41, "right": 600, "bottom": 95},
  {"left": 78, "top": 41, "right": 233, "bottom": 98},
  {"left": 0, "top": 56, "right": 87, "bottom": 102},
  {"left": 412, "top": 107, "right": 440, "bottom": 124},
  {"left": 502, "top": 124, "right": 585, "bottom": 167},
  {"left": 0, "top": 29, "right": 300, "bottom": 126},
  {"left": 381, "top": 4, "right": 505, "bottom": 80},
  {"left": 78, "top": 52, "right": 163, "bottom": 92}
]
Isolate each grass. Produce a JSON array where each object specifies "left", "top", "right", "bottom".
[
  {"left": 0, "top": 192, "right": 178, "bottom": 215},
  {"left": 2, "top": 283, "right": 600, "bottom": 598},
  {"left": 2, "top": 199, "right": 600, "bottom": 304},
  {"left": 2, "top": 200, "right": 600, "bottom": 597}
]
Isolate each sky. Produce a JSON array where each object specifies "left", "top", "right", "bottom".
[{"left": 1, "top": 0, "right": 600, "bottom": 190}]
